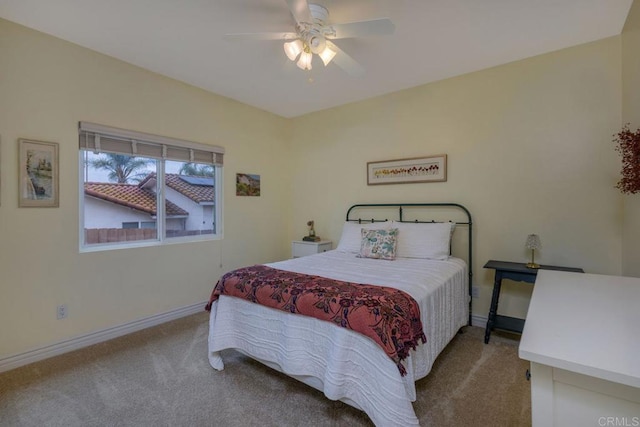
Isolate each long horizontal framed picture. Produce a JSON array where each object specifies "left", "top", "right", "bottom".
[
  {"left": 19, "top": 138, "right": 59, "bottom": 207},
  {"left": 367, "top": 155, "right": 447, "bottom": 185}
]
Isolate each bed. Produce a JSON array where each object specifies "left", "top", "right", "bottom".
[{"left": 207, "top": 203, "right": 473, "bottom": 426}]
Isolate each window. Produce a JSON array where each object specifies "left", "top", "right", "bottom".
[{"left": 79, "top": 122, "right": 224, "bottom": 251}]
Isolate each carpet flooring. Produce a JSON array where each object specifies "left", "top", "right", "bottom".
[{"left": 0, "top": 312, "right": 531, "bottom": 426}]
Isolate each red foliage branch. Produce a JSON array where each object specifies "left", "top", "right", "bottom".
[{"left": 613, "top": 124, "right": 640, "bottom": 194}]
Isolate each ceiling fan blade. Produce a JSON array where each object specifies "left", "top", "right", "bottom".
[
  {"left": 285, "top": 0, "right": 313, "bottom": 25},
  {"left": 330, "top": 18, "right": 395, "bottom": 39},
  {"left": 326, "top": 40, "right": 365, "bottom": 77},
  {"left": 224, "top": 32, "right": 298, "bottom": 41}
]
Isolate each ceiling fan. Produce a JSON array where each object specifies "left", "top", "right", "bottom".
[{"left": 224, "top": 0, "right": 395, "bottom": 77}]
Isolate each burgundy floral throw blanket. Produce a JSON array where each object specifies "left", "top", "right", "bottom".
[{"left": 205, "top": 265, "right": 427, "bottom": 376}]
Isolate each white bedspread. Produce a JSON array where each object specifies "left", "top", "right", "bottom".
[{"left": 208, "top": 251, "right": 468, "bottom": 426}]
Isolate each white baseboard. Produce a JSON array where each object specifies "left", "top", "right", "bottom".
[
  {"left": 0, "top": 301, "right": 207, "bottom": 374},
  {"left": 470, "top": 313, "right": 488, "bottom": 329}
]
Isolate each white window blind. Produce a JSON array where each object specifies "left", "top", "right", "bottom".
[{"left": 78, "top": 122, "right": 224, "bottom": 165}]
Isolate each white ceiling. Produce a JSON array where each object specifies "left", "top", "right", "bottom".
[{"left": 0, "top": 0, "right": 633, "bottom": 118}]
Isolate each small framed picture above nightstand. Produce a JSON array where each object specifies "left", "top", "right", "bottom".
[{"left": 291, "top": 240, "right": 332, "bottom": 258}]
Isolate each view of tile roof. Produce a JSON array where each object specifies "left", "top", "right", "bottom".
[
  {"left": 165, "top": 174, "right": 214, "bottom": 203},
  {"left": 84, "top": 183, "right": 188, "bottom": 216}
]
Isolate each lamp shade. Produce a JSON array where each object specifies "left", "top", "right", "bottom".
[
  {"left": 525, "top": 234, "right": 541, "bottom": 250},
  {"left": 319, "top": 46, "right": 337, "bottom": 66},
  {"left": 308, "top": 34, "right": 326, "bottom": 54},
  {"left": 296, "top": 51, "right": 313, "bottom": 70},
  {"left": 284, "top": 39, "right": 303, "bottom": 61}
]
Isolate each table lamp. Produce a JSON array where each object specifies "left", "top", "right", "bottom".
[{"left": 525, "top": 234, "right": 541, "bottom": 269}]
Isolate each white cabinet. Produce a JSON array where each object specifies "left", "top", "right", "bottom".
[
  {"left": 519, "top": 270, "right": 640, "bottom": 427},
  {"left": 291, "top": 240, "right": 332, "bottom": 258},
  {"left": 527, "top": 362, "right": 640, "bottom": 427}
]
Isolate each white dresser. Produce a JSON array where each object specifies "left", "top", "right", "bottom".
[
  {"left": 519, "top": 270, "right": 640, "bottom": 427},
  {"left": 291, "top": 240, "right": 332, "bottom": 258}
]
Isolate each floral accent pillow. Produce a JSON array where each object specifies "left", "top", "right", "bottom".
[{"left": 358, "top": 228, "right": 399, "bottom": 260}]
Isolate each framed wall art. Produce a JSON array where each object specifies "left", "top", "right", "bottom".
[
  {"left": 18, "top": 138, "right": 59, "bottom": 207},
  {"left": 236, "top": 173, "right": 260, "bottom": 196},
  {"left": 367, "top": 155, "right": 447, "bottom": 185}
]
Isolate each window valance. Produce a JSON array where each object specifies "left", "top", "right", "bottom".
[{"left": 79, "top": 122, "right": 224, "bottom": 165}]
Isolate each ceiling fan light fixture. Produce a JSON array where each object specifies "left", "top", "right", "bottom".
[
  {"left": 297, "top": 51, "right": 313, "bottom": 70},
  {"left": 228, "top": 1, "right": 393, "bottom": 77},
  {"left": 319, "top": 46, "right": 336, "bottom": 66},
  {"left": 284, "top": 39, "right": 304, "bottom": 61}
]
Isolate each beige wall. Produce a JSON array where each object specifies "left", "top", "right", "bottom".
[
  {"left": 0, "top": 19, "right": 292, "bottom": 357},
  {"left": 0, "top": 15, "right": 629, "bottom": 359},
  {"left": 622, "top": 0, "right": 640, "bottom": 277},
  {"left": 290, "top": 37, "right": 623, "bottom": 319}
]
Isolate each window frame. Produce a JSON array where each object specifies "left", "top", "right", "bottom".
[{"left": 78, "top": 123, "right": 224, "bottom": 253}]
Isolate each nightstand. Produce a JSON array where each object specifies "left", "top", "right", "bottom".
[
  {"left": 291, "top": 240, "right": 332, "bottom": 258},
  {"left": 483, "top": 260, "right": 583, "bottom": 344}
]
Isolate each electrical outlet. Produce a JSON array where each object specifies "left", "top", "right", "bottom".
[
  {"left": 57, "top": 304, "right": 68, "bottom": 319},
  {"left": 471, "top": 286, "right": 480, "bottom": 299}
]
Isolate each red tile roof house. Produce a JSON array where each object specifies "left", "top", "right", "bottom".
[{"left": 83, "top": 173, "right": 215, "bottom": 241}]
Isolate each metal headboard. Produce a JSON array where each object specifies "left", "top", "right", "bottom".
[{"left": 346, "top": 203, "right": 473, "bottom": 325}]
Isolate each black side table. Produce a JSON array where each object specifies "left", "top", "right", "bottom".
[{"left": 483, "top": 260, "right": 583, "bottom": 344}]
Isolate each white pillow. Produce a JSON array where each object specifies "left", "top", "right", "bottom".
[
  {"left": 393, "top": 221, "right": 455, "bottom": 260},
  {"left": 335, "top": 221, "right": 390, "bottom": 253}
]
